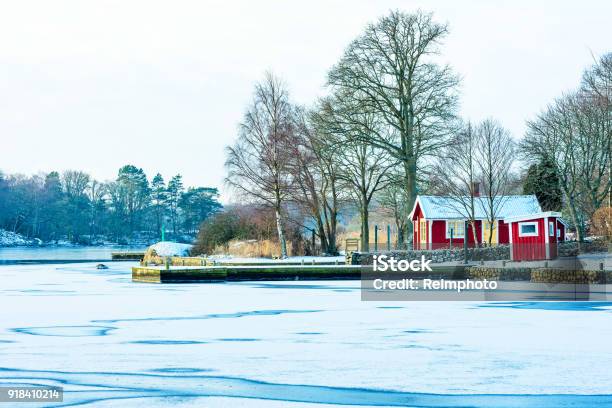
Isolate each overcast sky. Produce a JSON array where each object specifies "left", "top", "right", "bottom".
[{"left": 1, "top": 0, "right": 610, "bottom": 202}]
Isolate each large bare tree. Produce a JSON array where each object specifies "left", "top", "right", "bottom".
[
  {"left": 225, "top": 72, "right": 294, "bottom": 258},
  {"left": 327, "top": 10, "right": 460, "bottom": 247},
  {"left": 312, "top": 95, "right": 396, "bottom": 252},
  {"left": 287, "top": 107, "right": 342, "bottom": 255}
]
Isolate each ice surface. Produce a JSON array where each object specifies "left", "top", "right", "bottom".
[
  {"left": 1, "top": 260, "right": 612, "bottom": 407},
  {"left": 0, "top": 246, "right": 147, "bottom": 261}
]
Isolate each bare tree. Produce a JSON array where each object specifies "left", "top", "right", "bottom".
[
  {"left": 62, "top": 170, "right": 90, "bottom": 199},
  {"left": 312, "top": 96, "right": 396, "bottom": 252},
  {"left": 378, "top": 180, "right": 409, "bottom": 246},
  {"left": 475, "top": 119, "right": 515, "bottom": 245},
  {"left": 430, "top": 121, "right": 480, "bottom": 244},
  {"left": 522, "top": 95, "right": 610, "bottom": 240},
  {"left": 522, "top": 54, "right": 611, "bottom": 241},
  {"left": 288, "top": 107, "right": 346, "bottom": 255},
  {"left": 327, "top": 10, "right": 460, "bottom": 246},
  {"left": 225, "top": 72, "right": 294, "bottom": 258},
  {"left": 86, "top": 180, "right": 106, "bottom": 240},
  {"left": 581, "top": 53, "right": 611, "bottom": 210}
]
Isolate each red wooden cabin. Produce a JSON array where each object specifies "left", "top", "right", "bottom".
[
  {"left": 409, "top": 195, "right": 567, "bottom": 260},
  {"left": 505, "top": 212, "right": 567, "bottom": 261}
]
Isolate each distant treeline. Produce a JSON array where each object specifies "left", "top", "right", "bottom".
[{"left": 0, "top": 165, "right": 222, "bottom": 244}]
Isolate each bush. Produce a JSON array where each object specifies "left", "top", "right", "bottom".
[
  {"left": 191, "top": 204, "right": 303, "bottom": 256},
  {"left": 191, "top": 210, "right": 244, "bottom": 255}
]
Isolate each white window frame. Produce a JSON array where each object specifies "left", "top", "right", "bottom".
[
  {"left": 549, "top": 221, "right": 555, "bottom": 236},
  {"left": 557, "top": 228, "right": 561, "bottom": 238},
  {"left": 445, "top": 220, "right": 465, "bottom": 239},
  {"left": 518, "top": 221, "right": 539, "bottom": 237}
]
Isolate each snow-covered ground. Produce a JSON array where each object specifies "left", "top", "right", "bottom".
[
  {"left": 1, "top": 261, "right": 612, "bottom": 407},
  {"left": 149, "top": 241, "right": 193, "bottom": 257},
  {"left": 207, "top": 255, "right": 346, "bottom": 264},
  {"left": 0, "top": 229, "right": 35, "bottom": 246}
]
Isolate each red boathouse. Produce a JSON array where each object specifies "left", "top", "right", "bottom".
[
  {"left": 505, "top": 212, "right": 567, "bottom": 261},
  {"left": 409, "top": 195, "right": 567, "bottom": 261}
]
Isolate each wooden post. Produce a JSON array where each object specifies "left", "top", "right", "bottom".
[
  {"left": 374, "top": 225, "right": 378, "bottom": 252},
  {"left": 450, "top": 229, "right": 454, "bottom": 250},
  {"left": 463, "top": 221, "right": 469, "bottom": 264}
]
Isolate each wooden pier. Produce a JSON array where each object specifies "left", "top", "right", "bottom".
[
  {"left": 132, "top": 264, "right": 467, "bottom": 283},
  {"left": 111, "top": 252, "right": 145, "bottom": 261}
]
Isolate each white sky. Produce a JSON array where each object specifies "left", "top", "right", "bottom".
[{"left": 1, "top": 0, "right": 610, "bottom": 202}]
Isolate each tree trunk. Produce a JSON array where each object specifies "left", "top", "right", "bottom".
[
  {"left": 316, "top": 221, "right": 328, "bottom": 255},
  {"left": 566, "top": 198, "right": 583, "bottom": 247},
  {"left": 361, "top": 208, "right": 370, "bottom": 252},
  {"left": 275, "top": 205, "right": 288, "bottom": 259},
  {"left": 470, "top": 220, "right": 479, "bottom": 247},
  {"left": 404, "top": 158, "right": 418, "bottom": 249},
  {"left": 396, "top": 225, "right": 405, "bottom": 249}
]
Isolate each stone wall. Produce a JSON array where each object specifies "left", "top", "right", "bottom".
[
  {"left": 467, "top": 266, "right": 532, "bottom": 281},
  {"left": 558, "top": 241, "right": 610, "bottom": 257},
  {"left": 467, "top": 266, "right": 612, "bottom": 283},
  {"left": 351, "top": 245, "right": 510, "bottom": 265},
  {"left": 530, "top": 268, "right": 612, "bottom": 284}
]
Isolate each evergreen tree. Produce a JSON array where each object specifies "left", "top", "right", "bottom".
[
  {"left": 167, "top": 174, "right": 183, "bottom": 236},
  {"left": 179, "top": 187, "right": 222, "bottom": 234},
  {"left": 116, "top": 165, "right": 150, "bottom": 235},
  {"left": 150, "top": 173, "right": 167, "bottom": 239},
  {"left": 523, "top": 157, "right": 563, "bottom": 211}
]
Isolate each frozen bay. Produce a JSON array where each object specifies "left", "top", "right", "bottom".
[{"left": 1, "top": 261, "right": 612, "bottom": 407}]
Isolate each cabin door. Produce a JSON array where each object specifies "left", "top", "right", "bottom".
[
  {"left": 419, "top": 219, "right": 427, "bottom": 249},
  {"left": 483, "top": 220, "right": 497, "bottom": 245}
]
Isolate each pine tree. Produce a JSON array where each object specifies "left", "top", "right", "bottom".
[
  {"left": 167, "top": 175, "right": 183, "bottom": 237},
  {"left": 116, "top": 165, "right": 150, "bottom": 235},
  {"left": 151, "top": 173, "right": 167, "bottom": 239},
  {"left": 523, "top": 157, "right": 563, "bottom": 211}
]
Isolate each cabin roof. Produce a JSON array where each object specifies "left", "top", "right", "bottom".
[
  {"left": 410, "top": 195, "right": 542, "bottom": 220},
  {"left": 503, "top": 211, "right": 562, "bottom": 223}
]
